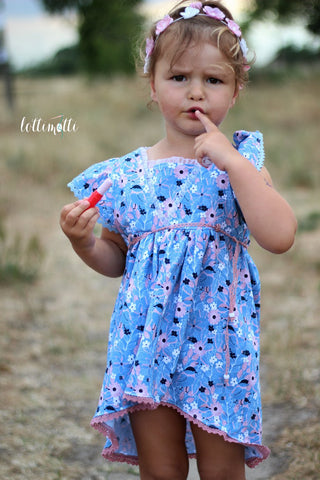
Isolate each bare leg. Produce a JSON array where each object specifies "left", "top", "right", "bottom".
[
  {"left": 190, "top": 422, "right": 246, "bottom": 480},
  {"left": 130, "top": 405, "right": 189, "bottom": 480}
]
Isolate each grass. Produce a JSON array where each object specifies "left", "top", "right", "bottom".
[
  {"left": 0, "top": 220, "right": 44, "bottom": 285},
  {"left": 0, "top": 72, "right": 319, "bottom": 479}
]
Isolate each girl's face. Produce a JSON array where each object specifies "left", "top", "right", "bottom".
[{"left": 150, "top": 41, "right": 238, "bottom": 141}]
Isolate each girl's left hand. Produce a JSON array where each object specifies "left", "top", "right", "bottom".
[{"left": 194, "top": 110, "right": 238, "bottom": 171}]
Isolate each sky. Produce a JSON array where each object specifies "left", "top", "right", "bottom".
[{"left": 0, "top": 0, "right": 319, "bottom": 70}]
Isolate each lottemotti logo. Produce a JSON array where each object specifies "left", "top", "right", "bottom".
[{"left": 20, "top": 114, "right": 78, "bottom": 137}]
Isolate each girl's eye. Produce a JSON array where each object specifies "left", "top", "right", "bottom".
[
  {"left": 208, "top": 77, "right": 222, "bottom": 85},
  {"left": 172, "top": 75, "right": 186, "bottom": 82}
]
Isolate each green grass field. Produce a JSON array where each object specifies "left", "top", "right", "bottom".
[{"left": 0, "top": 72, "right": 319, "bottom": 479}]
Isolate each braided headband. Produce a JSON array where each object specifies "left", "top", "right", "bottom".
[{"left": 144, "top": 2, "right": 249, "bottom": 74}]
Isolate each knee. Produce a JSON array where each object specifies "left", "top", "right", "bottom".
[{"left": 140, "top": 462, "right": 188, "bottom": 480}]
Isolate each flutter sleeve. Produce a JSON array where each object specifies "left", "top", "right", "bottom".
[
  {"left": 67, "top": 158, "right": 120, "bottom": 234},
  {"left": 233, "top": 130, "right": 265, "bottom": 171}
]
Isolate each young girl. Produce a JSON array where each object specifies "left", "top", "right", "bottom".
[{"left": 60, "top": 1, "right": 297, "bottom": 478}]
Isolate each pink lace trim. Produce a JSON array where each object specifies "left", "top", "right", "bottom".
[{"left": 91, "top": 396, "right": 270, "bottom": 469}]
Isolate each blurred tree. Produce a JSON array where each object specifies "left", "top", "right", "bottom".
[
  {"left": 0, "top": 0, "right": 14, "bottom": 108},
  {"left": 41, "top": 0, "right": 145, "bottom": 75},
  {"left": 245, "top": 0, "right": 320, "bottom": 36}
]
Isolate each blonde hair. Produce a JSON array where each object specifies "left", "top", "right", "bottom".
[{"left": 139, "top": 0, "right": 253, "bottom": 91}]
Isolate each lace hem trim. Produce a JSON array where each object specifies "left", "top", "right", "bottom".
[{"left": 91, "top": 396, "right": 270, "bottom": 469}]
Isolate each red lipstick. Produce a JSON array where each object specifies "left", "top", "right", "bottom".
[{"left": 85, "top": 177, "right": 112, "bottom": 209}]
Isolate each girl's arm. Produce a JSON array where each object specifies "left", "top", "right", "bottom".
[
  {"left": 194, "top": 111, "right": 297, "bottom": 254},
  {"left": 225, "top": 159, "right": 297, "bottom": 253},
  {"left": 60, "top": 200, "right": 127, "bottom": 277}
]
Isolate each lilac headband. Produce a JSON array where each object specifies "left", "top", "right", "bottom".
[{"left": 144, "top": 2, "right": 249, "bottom": 74}]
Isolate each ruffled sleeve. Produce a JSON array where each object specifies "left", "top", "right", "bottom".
[
  {"left": 233, "top": 130, "right": 265, "bottom": 171},
  {"left": 68, "top": 158, "right": 120, "bottom": 234}
]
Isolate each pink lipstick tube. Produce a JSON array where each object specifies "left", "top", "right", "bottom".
[{"left": 86, "top": 177, "right": 112, "bottom": 208}]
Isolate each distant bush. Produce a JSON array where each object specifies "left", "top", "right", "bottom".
[
  {"left": 250, "top": 45, "right": 320, "bottom": 84},
  {"left": 273, "top": 44, "right": 320, "bottom": 65},
  {"left": 298, "top": 211, "right": 320, "bottom": 233},
  {"left": 19, "top": 46, "right": 81, "bottom": 76}
]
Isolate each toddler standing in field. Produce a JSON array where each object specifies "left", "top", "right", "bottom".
[{"left": 60, "top": 1, "right": 297, "bottom": 478}]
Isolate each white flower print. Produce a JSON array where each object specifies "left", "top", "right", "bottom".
[
  {"left": 248, "top": 331, "right": 254, "bottom": 341},
  {"left": 209, "top": 356, "right": 217, "bottom": 365},
  {"left": 128, "top": 303, "right": 136, "bottom": 312}
]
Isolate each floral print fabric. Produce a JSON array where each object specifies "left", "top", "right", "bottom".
[{"left": 68, "top": 130, "right": 270, "bottom": 467}]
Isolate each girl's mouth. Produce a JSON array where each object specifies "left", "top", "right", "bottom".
[{"left": 187, "top": 107, "right": 204, "bottom": 119}]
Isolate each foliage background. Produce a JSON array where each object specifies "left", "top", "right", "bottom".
[{"left": 41, "top": 0, "right": 144, "bottom": 75}]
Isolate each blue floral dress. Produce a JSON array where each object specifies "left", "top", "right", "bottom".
[{"left": 68, "top": 130, "right": 270, "bottom": 468}]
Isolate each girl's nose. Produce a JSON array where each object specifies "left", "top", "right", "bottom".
[{"left": 188, "top": 81, "right": 204, "bottom": 101}]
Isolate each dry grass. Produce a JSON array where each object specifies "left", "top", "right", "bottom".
[{"left": 0, "top": 73, "right": 319, "bottom": 479}]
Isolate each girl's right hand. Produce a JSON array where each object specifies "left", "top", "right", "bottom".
[{"left": 60, "top": 200, "right": 100, "bottom": 251}]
